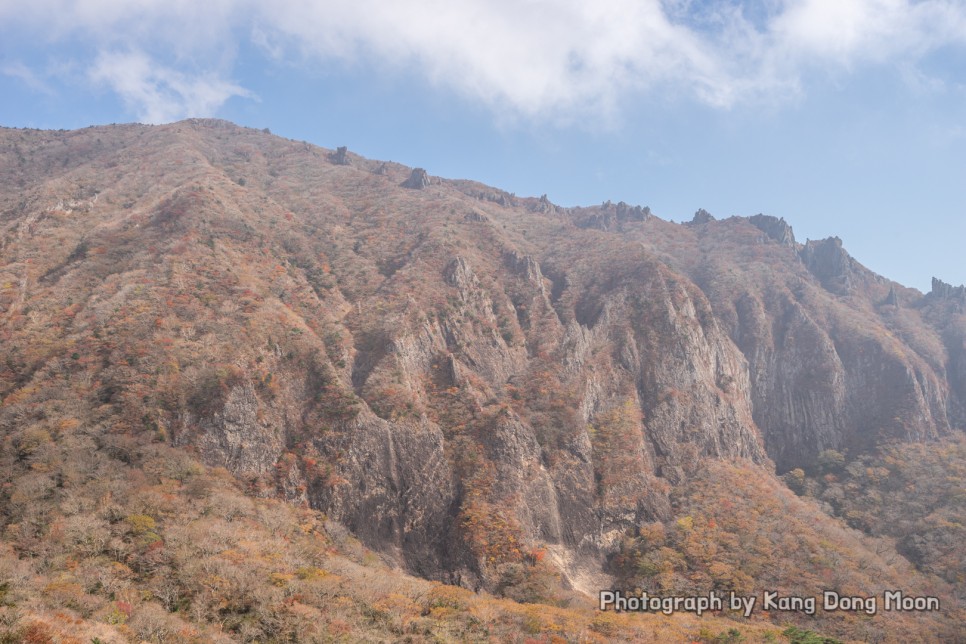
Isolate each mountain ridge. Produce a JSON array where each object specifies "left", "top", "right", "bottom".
[{"left": 1, "top": 119, "right": 964, "bottom": 641}]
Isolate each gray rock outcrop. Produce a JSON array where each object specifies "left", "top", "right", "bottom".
[
  {"left": 329, "top": 146, "right": 351, "bottom": 166},
  {"left": 576, "top": 200, "right": 651, "bottom": 231},
  {"left": 402, "top": 168, "right": 432, "bottom": 189},
  {"left": 691, "top": 209, "right": 715, "bottom": 224},
  {"left": 529, "top": 194, "right": 557, "bottom": 214},
  {"left": 748, "top": 214, "right": 796, "bottom": 245},
  {"left": 930, "top": 277, "right": 966, "bottom": 302},
  {"left": 884, "top": 285, "right": 899, "bottom": 307},
  {"left": 800, "top": 237, "right": 854, "bottom": 295}
]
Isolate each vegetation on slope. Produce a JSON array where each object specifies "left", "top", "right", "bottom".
[
  {"left": 0, "top": 425, "right": 800, "bottom": 642},
  {"left": 785, "top": 435, "right": 966, "bottom": 595},
  {"left": 611, "top": 460, "right": 963, "bottom": 641},
  {"left": 1, "top": 120, "right": 965, "bottom": 642}
]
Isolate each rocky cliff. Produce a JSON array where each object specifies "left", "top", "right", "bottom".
[{"left": 0, "top": 120, "right": 963, "bottom": 625}]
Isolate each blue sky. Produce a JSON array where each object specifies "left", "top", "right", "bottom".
[{"left": 1, "top": 0, "right": 964, "bottom": 291}]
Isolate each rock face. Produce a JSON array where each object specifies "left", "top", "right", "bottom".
[
  {"left": 930, "top": 277, "right": 966, "bottom": 303},
  {"left": 748, "top": 214, "right": 796, "bottom": 246},
  {"left": 800, "top": 237, "right": 854, "bottom": 294},
  {"left": 402, "top": 167, "right": 432, "bottom": 189},
  {"left": 313, "top": 411, "right": 463, "bottom": 579},
  {"left": 574, "top": 200, "right": 651, "bottom": 230},
  {"left": 192, "top": 382, "right": 286, "bottom": 476},
  {"left": 1, "top": 120, "right": 963, "bottom": 597},
  {"left": 690, "top": 208, "right": 714, "bottom": 224},
  {"left": 466, "top": 188, "right": 515, "bottom": 207},
  {"left": 615, "top": 200, "right": 649, "bottom": 222},
  {"left": 682, "top": 227, "right": 953, "bottom": 471},
  {"left": 329, "top": 146, "right": 351, "bottom": 166},
  {"left": 528, "top": 194, "right": 557, "bottom": 214},
  {"left": 884, "top": 284, "right": 899, "bottom": 307},
  {"left": 728, "top": 292, "right": 947, "bottom": 471}
]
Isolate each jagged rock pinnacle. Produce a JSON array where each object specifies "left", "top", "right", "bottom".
[
  {"left": 931, "top": 277, "right": 966, "bottom": 302},
  {"left": 801, "top": 237, "right": 854, "bottom": 295},
  {"left": 885, "top": 285, "right": 899, "bottom": 307},
  {"left": 402, "top": 168, "right": 431, "bottom": 189},
  {"left": 748, "top": 214, "right": 795, "bottom": 246},
  {"left": 329, "top": 146, "right": 351, "bottom": 166},
  {"left": 691, "top": 209, "right": 715, "bottom": 224}
]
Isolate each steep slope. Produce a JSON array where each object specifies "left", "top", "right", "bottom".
[
  {"left": 561, "top": 207, "right": 960, "bottom": 473},
  {"left": 1, "top": 120, "right": 964, "bottom": 640}
]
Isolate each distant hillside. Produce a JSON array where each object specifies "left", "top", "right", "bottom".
[{"left": 0, "top": 120, "right": 963, "bottom": 641}]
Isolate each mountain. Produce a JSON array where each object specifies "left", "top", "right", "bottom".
[{"left": 0, "top": 119, "right": 964, "bottom": 642}]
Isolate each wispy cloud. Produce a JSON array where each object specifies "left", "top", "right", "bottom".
[
  {"left": 3, "top": 0, "right": 966, "bottom": 122},
  {"left": 2, "top": 61, "right": 55, "bottom": 95},
  {"left": 88, "top": 51, "right": 252, "bottom": 124}
]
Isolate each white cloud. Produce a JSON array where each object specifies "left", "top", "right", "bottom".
[
  {"left": 3, "top": 0, "right": 966, "bottom": 122},
  {"left": 259, "top": 0, "right": 733, "bottom": 118},
  {"left": 88, "top": 51, "right": 252, "bottom": 124},
  {"left": 0, "top": 0, "right": 240, "bottom": 52},
  {"left": 771, "top": 0, "right": 966, "bottom": 65}
]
